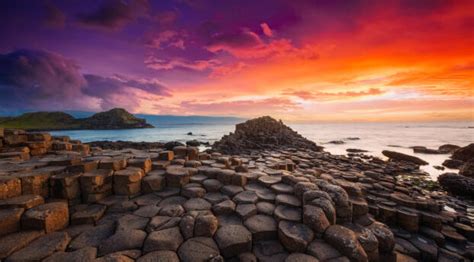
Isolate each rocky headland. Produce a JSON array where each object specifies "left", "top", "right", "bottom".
[
  {"left": 0, "top": 117, "right": 473, "bottom": 262},
  {"left": 0, "top": 108, "right": 153, "bottom": 131}
]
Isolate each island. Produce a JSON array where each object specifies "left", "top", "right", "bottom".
[{"left": 0, "top": 108, "right": 154, "bottom": 131}]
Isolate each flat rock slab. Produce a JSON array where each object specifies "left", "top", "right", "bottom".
[
  {"left": 68, "top": 223, "right": 115, "bottom": 250},
  {"left": 98, "top": 229, "right": 147, "bottom": 256},
  {"left": 178, "top": 237, "right": 220, "bottom": 262},
  {"left": 0, "top": 230, "right": 44, "bottom": 259},
  {"left": 276, "top": 194, "right": 301, "bottom": 207},
  {"left": 183, "top": 198, "right": 212, "bottom": 211},
  {"left": 233, "top": 191, "right": 258, "bottom": 204},
  {"left": 274, "top": 205, "right": 301, "bottom": 222},
  {"left": 71, "top": 204, "right": 106, "bottom": 225},
  {"left": 0, "top": 194, "right": 44, "bottom": 209},
  {"left": 137, "top": 250, "right": 179, "bottom": 262},
  {"left": 244, "top": 214, "right": 277, "bottom": 241},
  {"left": 215, "top": 225, "right": 252, "bottom": 258},
  {"left": 278, "top": 221, "right": 314, "bottom": 252},
  {"left": 6, "top": 232, "right": 71, "bottom": 262},
  {"left": 144, "top": 227, "right": 183, "bottom": 252},
  {"left": 43, "top": 247, "right": 97, "bottom": 262}
]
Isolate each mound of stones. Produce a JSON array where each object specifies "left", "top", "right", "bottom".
[
  {"left": 0, "top": 126, "right": 473, "bottom": 261},
  {"left": 212, "top": 116, "right": 322, "bottom": 154}
]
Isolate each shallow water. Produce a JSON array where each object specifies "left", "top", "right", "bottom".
[{"left": 50, "top": 121, "right": 473, "bottom": 180}]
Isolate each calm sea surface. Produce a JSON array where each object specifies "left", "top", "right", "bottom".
[{"left": 50, "top": 121, "right": 473, "bottom": 180}]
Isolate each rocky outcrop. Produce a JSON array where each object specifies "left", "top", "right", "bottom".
[
  {"left": 438, "top": 173, "right": 474, "bottom": 197},
  {"left": 212, "top": 116, "right": 321, "bottom": 154},
  {"left": 382, "top": 150, "right": 428, "bottom": 165},
  {"left": 451, "top": 143, "right": 474, "bottom": 162},
  {"left": 79, "top": 108, "right": 153, "bottom": 129}
]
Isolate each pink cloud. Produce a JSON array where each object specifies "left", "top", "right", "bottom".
[
  {"left": 145, "top": 57, "right": 220, "bottom": 71},
  {"left": 260, "top": 22, "right": 273, "bottom": 37}
]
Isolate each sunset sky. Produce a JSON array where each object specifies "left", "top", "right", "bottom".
[{"left": 0, "top": 0, "right": 473, "bottom": 122}]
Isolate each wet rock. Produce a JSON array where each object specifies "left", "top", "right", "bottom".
[
  {"left": 6, "top": 232, "right": 70, "bottom": 262},
  {"left": 324, "top": 225, "right": 368, "bottom": 262},
  {"left": 382, "top": 150, "right": 428, "bottom": 165},
  {"left": 459, "top": 159, "right": 474, "bottom": 177},
  {"left": 278, "top": 221, "right": 314, "bottom": 252},
  {"left": 214, "top": 225, "right": 252, "bottom": 258},
  {"left": 178, "top": 237, "right": 220, "bottom": 262}
]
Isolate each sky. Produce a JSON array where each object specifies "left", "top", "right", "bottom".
[{"left": 0, "top": 0, "right": 473, "bottom": 122}]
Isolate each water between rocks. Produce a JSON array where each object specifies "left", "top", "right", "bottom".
[{"left": 50, "top": 121, "right": 473, "bottom": 180}]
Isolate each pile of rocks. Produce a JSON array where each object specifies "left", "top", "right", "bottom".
[
  {"left": 438, "top": 143, "right": 474, "bottom": 197},
  {"left": 212, "top": 116, "right": 322, "bottom": 154},
  {"left": 0, "top": 125, "right": 472, "bottom": 261}
]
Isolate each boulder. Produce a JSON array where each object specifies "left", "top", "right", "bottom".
[
  {"left": 438, "top": 173, "right": 474, "bottom": 197},
  {"left": 214, "top": 225, "right": 252, "bottom": 258},
  {"left": 324, "top": 225, "right": 368, "bottom": 262},
  {"left": 451, "top": 143, "right": 474, "bottom": 162},
  {"left": 278, "top": 221, "right": 314, "bottom": 252},
  {"left": 382, "top": 150, "right": 428, "bottom": 165}
]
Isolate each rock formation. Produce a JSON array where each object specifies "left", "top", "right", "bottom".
[
  {"left": 212, "top": 116, "right": 322, "bottom": 154},
  {"left": 0, "top": 119, "right": 472, "bottom": 261}
]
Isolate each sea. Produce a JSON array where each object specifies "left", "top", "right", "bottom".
[{"left": 50, "top": 120, "right": 473, "bottom": 180}]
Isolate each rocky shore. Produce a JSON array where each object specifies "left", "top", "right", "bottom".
[{"left": 0, "top": 118, "right": 473, "bottom": 262}]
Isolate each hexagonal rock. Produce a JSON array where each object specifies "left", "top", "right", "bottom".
[
  {"left": 178, "top": 237, "right": 220, "bottom": 262},
  {"left": 0, "top": 208, "right": 24, "bottom": 236},
  {"left": 194, "top": 214, "right": 218, "bottom": 237},
  {"left": 285, "top": 253, "right": 319, "bottom": 262},
  {"left": 0, "top": 194, "right": 44, "bottom": 209},
  {"left": 99, "top": 158, "right": 127, "bottom": 171},
  {"left": 0, "top": 230, "right": 44, "bottom": 259},
  {"left": 307, "top": 197, "right": 336, "bottom": 225},
  {"left": 278, "top": 221, "right": 314, "bottom": 252},
  {"left": 212, "top": 199, "right": 236, "bottom": 215},
  {"left": 68, "top": 223, "right": 115, "bottom": 250},
  {"left": 307, "top": 239, "right": 342, "bottom": 261},
  {"left": 71, "top": 204, "right": 107, "bottom": 225},
  {"left": 98, "top": 229, "right": 147, "bottom": 256},
  {"left": 294, "top": 182, "right": 318, "bottom": 199},
  {"left": 253, "top": 240, "right": 288, "bottom": 261},
  {"left": 11, "top": 171, "right": 50, "bottom": 197},
  {"left": 203, "top": 179, "right": 223, "bottom": 192},
  {"left": 114, "top": 167, "right": 144, "bottom": 195},
  {"left": 256, "top": 202, "right": 275, "bottom": 216},
  {"left": 181, "top": 186, "right": 206, "bottom": 198},
  {"left": 214, "top": 225, "right": 252, "bottom": 258},
  {"left": 21, "top": 202, "right": 69, "bottom": 233},
  {"left": 137, "top": 250, "right": 179, "bottom": 262},
  {"left": 166, "top": 166, "right": 191, "bottom": 187},
  {"left": 43, "top": 247, "right": 97, "bottom": 262},
  {"left": 244, "top": 215, "right": 277, "bottom": 241},
  {"left": 274, "top": 205, "right": 301, "bottom": 222},
  {"left": 144, "top": 227, "right": 183, "bottom": 252},
  {"left": 276, "top": 194, "right": 301, "bottom": 207},
  {"left": 0, "top": 177, "right": 21, "bottom": 200},
  {"left": 271, "top": 183, "right": 294, "bottom": 194},
  {"left": 142, "top": 174, "right": 164, "bottom": 193},
  {"left": 323, "top": 225, "right": 368, "bottom": 262},
  {"left": 303, "top": 205, "right": 330, "bottom": 235},
  {"left": 6, "top": 232, "right": 71, "bottom": 262},
  {"left": 128, "top": 158, "right": 152, "bottom": 173},
  {"left": 258, "top": 176, "right": 281, "bottom": 186},
  {"left": 0, "top": 176, "right": 21, "bottom": 200},
  {"left": 367, "top": 222, "right": 395, "bottom": 253},
  {"left": 233, "top": 190, "right": 258, "bottom": 204},
  {"left": 117, "top": 214, "right": 150, "bottom": 231},
  {"left": 183, "top": 198, "right": 212, "bottom": 211},
  {"left": 236, "top": 203, "right": 257, "bottom": 219}
]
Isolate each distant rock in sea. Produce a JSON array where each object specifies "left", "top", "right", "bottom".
[
  {"left": 0, "top": 108, "right": 153, "bottom": 131},
  {"left": 382, "top": 150, "right": 429, "bottom": 165},
  {"left": 212, "top": 116, "right": 322, "bottom": 154}
]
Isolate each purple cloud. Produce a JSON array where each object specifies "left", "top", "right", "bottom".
[
  {"left": 77, "top": 0, "right": 149, "bottom": 30},
  {"left": 43, "top": 1, "right": 66, "bottom": 28}
]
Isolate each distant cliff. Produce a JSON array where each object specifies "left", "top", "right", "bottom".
[{"left": 0, "top": 108, "right": 154, "bottom": 130}]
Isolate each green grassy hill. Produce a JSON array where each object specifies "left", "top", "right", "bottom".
[{"left": 0, "top": 108, "right": 153, "bottom": 131}]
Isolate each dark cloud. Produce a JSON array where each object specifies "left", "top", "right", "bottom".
[
  {"left": 0, "top": 49, "right": 169, "bottom": 112},
  {"left": 77, "top": 0, "right": 149, "bottom": 30},
  {"left": 0, "top": 49, "right": 90, "bottom": 110},
  {"left": 83, "top": 74, "right": 169, "bottom": 109},
  {"left": 43, "top": 1, "right": 66, "bottom": 28}
]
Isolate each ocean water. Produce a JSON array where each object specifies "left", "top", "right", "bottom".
[{"left": 50, "top": 121, "right": 473, "bottom": 180}]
